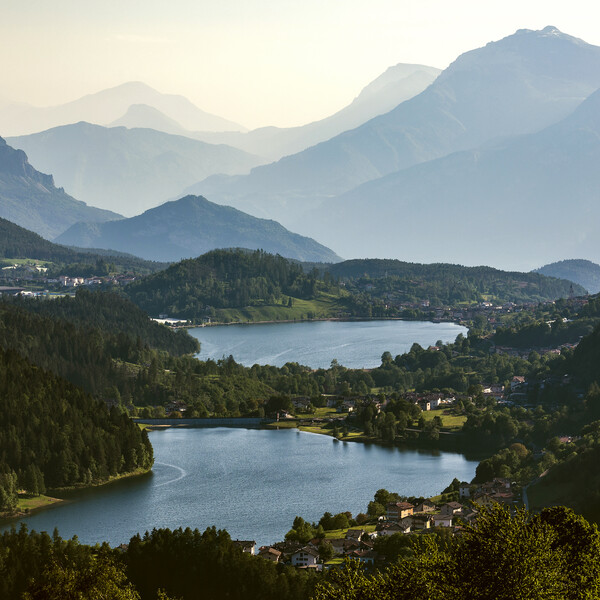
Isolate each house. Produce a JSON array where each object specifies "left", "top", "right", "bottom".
[
  {"left": 433, "top": 514, "right": 453, "bottom": 528},
  {"left": 233, "top": 540, "right": 256, "bottom": 555},
  {"left": 258, "top": 546, "right": 282, "bottom": 563},
  {"left": 376, "top": 521, "right": 411, "bottom": 536},
  {"left": 459, "top": 482, "right": 472, "bottom": 499},
  {"left": 410, "top": 514, "right": 433, "bottom": 530},
  {"left": 291, "top": 547, "right": 320, "bottom": 568},
  {"left": 413, "top": 499, "right": 437, "bottom": 513},
  {"left": 348, "top": 549, "right": 379, "bottom": 565},
  {"left": 345, "top": 529, "right": 366, "bottom": 542},
  {"left": 386, "top": 501, "right": 414, "bottom": 520},
  {"left": 511, "top": 376, "right": 526, "bottom": 391},
  {"left": 440, "top": 502, "right": 463, "bottom": 516}
]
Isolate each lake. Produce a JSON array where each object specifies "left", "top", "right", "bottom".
[
  {"left": 4, "top": 428, "right": 478, "bottom": 548},
  {"left": 189, "top": 320, "right": 467, "bottom": 368}
]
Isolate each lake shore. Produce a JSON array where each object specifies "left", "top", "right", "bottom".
[{"left": 0, "top": 467, "right": 152, "bottom": 525}]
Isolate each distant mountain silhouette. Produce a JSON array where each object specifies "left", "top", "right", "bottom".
[
  {"left": 192, "top": 64, "right": 440, "bottom": 160},
  {"left": 8, "top": 123, "right": 261, "bottom": 216},
  {"left": 534, "top": 260, "right": 600, "bottom": 294},
  {"left": 55, "top": 195, "right": 341, "bottom": 263},
  {"left": 0, "top": 137, "right": 120, "bottom": 239},
  {"left": 0, "top": 81, "right": 245, "bottom": 136},
  {"left": 187, "top": 27, "right": 600, "bottom": 226},
  {"left": 307, "top": 85, "right": 600, "bottom": 271}
]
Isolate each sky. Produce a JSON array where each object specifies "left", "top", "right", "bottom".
[{"left": 2, "top": 0, "right": 600, "bottom": 129}]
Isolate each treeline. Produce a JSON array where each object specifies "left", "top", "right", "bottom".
[
  {"left": 3, "top": 289, "right": 199, "bottom": 356},
  {"left": 124, "top": 249, "right": 342, "bottom": 319},
  {"left": 322, "top": 258, "right": 584, "bottom": 305},
  {"left": 0, "top": 346, "right": 153, "bottom": 509},
  {"left": 0, "top": 216, "right": 166, "bottom": 275},
  {"left": 0, "top": 525, "right": 317, "bottom": 600}
]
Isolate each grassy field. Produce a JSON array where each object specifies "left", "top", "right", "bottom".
[
  {"left": 324, "top": 524, "right": 376, "bottom": 539},
  {"left": 211, "top": 292, "right": 350, "bottom": 324},
  {"left": 421, "top": 411, "right": 467, "bottom": 431},
  {"left": 13, "top": 493, "right": 63, "bottom": 515}
]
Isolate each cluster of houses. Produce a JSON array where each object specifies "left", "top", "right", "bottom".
[{"left": 232, "top": 478, "right": 516, "bottom": 571}]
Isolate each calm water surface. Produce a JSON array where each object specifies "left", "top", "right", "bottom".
[
  {"left": 190, "top": 320, "right": 467, "bottom": 368},
  {"left": 5, "top": 428, "right": 478, "bottom": 548}
]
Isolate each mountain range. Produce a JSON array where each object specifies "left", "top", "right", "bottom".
[
  {"left": 0, "top": 136, "right": 119, "bottom": 239},
  {"left": 55, "top": 195, "right": 341, "bottom": 263},
  {"left": 8, "top": 123, "right": 261, "bottom": 216},
  {"left": 0, "top": 81, "right": 245, "bottom": 137},
  {"left": 186, "top": 27, "right": 600, "bottom": 235},
  {"left": 191, "top": 63, "right": 441, "bottom": 160}
]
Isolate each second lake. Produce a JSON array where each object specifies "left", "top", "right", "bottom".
[{"left": 189, "top": 319, "right": 467, "bottom": 368}]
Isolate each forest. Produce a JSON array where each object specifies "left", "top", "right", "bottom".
[{"left": 0, "top": 346, "right": 153, "bottom": 510}]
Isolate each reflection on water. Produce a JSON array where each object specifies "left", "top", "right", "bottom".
[
  {"left": 189, "top": 320, "right": 467, "bottom": 368},
  {"left": 3, "top": 428, "right": 478, "bottom": 548}
]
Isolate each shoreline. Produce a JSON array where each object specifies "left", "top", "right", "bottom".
[
  {"left": 0, "top": 467, "right": 152, "bottom": 525},
  {"left": 171, "top": 315, "right": 465, "bottom": 329}
]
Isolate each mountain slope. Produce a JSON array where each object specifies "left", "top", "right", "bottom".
[
  {"left": 307, "top": 85, "right": 600, "bottom": 271},
  {"left": 187, "top": 27, "right": 600, "bottom": 225},
  {"left": 0, "top": 81, "right": 245, "bottom": 136},
  {"left": 534, "top": 260, "right": 600, "bottom": 294},
  {"left": 8, "top": 123, "right": 261, "bottom": 216},
  {"left": 55, "top": 195, "right": 341, "bottom": 263},
  {"left": 192, "top": 63, "right": 440, "bottom": 160},
  {"left": 0, "top": 137, "right": 120, "bottom": 239}
]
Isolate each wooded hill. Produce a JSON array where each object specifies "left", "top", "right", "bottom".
[
  {"left": 0, "top": 346, "right": 153, "bottom": 509},
  {"left": 0, "top": 216, "right": 167, "bottom": 275},
  {"left": 322, "top": 258, "right": 586, "bottom": 304},
  {"left": 122, "top": 250, "right": 584, "bottom": 322},
  {"left": 123, "top": 248, "right": 347, "bottom": 320}
]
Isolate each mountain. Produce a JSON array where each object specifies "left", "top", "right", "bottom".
[
  {"left": 8, "top": 123, "right": 261, "bottom": 216},
  {"left": 186, "top": 27, "right": 600, "bottom": 226},
  {"left": 109, "top": 103, "right": 190, "bottom": 136},
  {"left": 192, "top": 63, "right": 440, "bottom": 160},
  {"left": 0, "top": 81, "right": 245, "bottom": 137},
  {"left": 0, "top": 137, "right": 120, "bottom": 239},
  {"left": 534, "top": 260, "right": 600, "bottom": 294},
  {"left": 55, "top": 195, "right": 341, "bottom": 263},
  {"left": 306, "top": 84, "right": 600, "bottom": 271}
]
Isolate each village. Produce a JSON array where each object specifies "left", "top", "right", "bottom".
[{"left": 226, "top": 476, "right": 518, "bottom": 571}]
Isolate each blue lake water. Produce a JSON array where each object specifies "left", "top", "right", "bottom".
[
  {"left": 3, "top": 428, "right": 478, "bottom": 548},
  {"left": 189, "top": 319, "right": 467, "bottom": 368}
]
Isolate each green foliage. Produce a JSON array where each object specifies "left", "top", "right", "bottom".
[
  {"left": 325, "top": 259, "right": 583, "bottom": 305},
  {"left": 314, "top": 506, "right": 600, "bottom": 600},
  {"left": 124, "top": 249, "right": 341, "bottom": 319},
  {"left": 0, "top": 347, "right": 153, "bottom": 491}
]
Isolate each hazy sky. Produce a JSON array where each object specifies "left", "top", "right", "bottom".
[{"left": 2, "top": 0, "right": 600, "bottom": 129}]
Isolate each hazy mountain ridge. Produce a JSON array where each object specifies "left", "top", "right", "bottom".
[
  {"left": 55, "top": 195, "right": 341, "bottom": 263},
  {"left": 191, "top": 64, "right": 441, "bottom": 160},
  {"left": 0, "top": 137, "right": 120, "bottom": 239},
  {"left": 185, "top": 26, "right": 600, "bottom": 226},
  {"left": 534, "top": 260, "right": 600, "bottom": 294},
  {"left": 306, "top": 85, "right": 600, "bottom": 270},
  {"left": 0, "top": 81, "right": 245, "bottom": 137},
  {"left": 8, "top": 123, "right": 262, "bottom": 216}
]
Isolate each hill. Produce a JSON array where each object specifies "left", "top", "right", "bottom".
[
  {"left": 187, "top": 27, "right": 600, "bottom": 226},
  {"left": 55, "top": 195, "right": 341, "bottom": 263},
  {"left": 0, "top": 137, "right": 120, "bottom": 239},
  {"left": 534, "top": 260, "right": 600, "bottom": 294},
  {"left": 0, "top": 216, "right": 166, "bottom": 275},
  {"left": 192, "top": 63, "right": 440, "bottom": 161},
  {"left": 8, "top": 123, "right": 261, "bottom": 217},
  {"left": 122, "top": 248, "right": 349, "bottom": 321},
  {"left": 0, "top": 81, "right": 245, "bottom": 136},
  {"left": 308, "top": 85, "right": 600, "bottom": 270}
]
